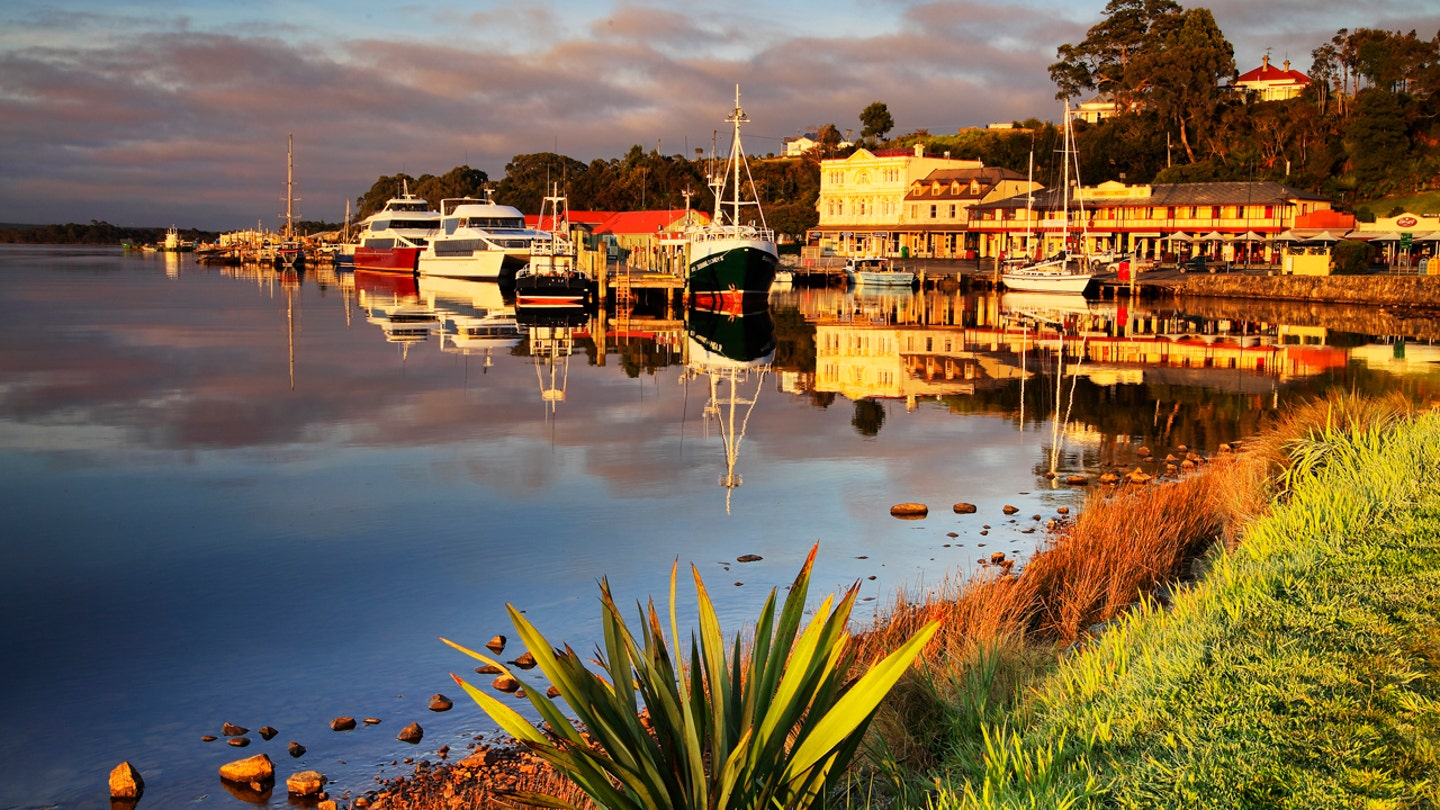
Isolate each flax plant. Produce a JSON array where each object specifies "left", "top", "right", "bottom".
[{"left": 443, "top": 544, "right": 940, "bottom": 810}]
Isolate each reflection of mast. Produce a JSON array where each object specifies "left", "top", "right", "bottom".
[
  {"left": 287, "top": 283, "right": 295, "bottom": 391},
  {"left": 685, "top": 305, "right": 775, "bottom": 514}
]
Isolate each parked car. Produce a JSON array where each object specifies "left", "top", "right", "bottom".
[{"left": 1179, "top": 255, "right": 1229, "bottom": 274}]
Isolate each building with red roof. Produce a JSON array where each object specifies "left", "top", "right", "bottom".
[{"left": 1234, "top": 54, "right": 1311, "bottom": 102}]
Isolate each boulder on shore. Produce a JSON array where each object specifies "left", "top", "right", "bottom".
[
  {"left": 286, "top": 770, "right": 327, "bottom": 797},
  {"left": 397, "top": 722, "right": 424, "bottom": 744},
  {"left": 219, "top": 753, "right": 275, "bottom": 790},
  {"left": 889, "top": 503, "right": 928, "bottom": 518},
  {"left": 109, "top": 761, "right": 144, "bottom": 800}
]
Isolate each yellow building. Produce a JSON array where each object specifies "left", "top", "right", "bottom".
[
  {"left": 812, "top": 144, "right": 984, "bottom": 257},
  {"left": 901, "top": 167, "right": 1039, "bottom": 259},
  {"left": 968, "top": 180, "right": 1335, "bottom": 262},
  {"left": 1233, "top": 55, "right": 1311, "bottom": 102}
]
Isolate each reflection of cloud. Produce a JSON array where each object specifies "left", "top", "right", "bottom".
[{"left": 0, "top": 0, "right": 1390, "bottom": 228}]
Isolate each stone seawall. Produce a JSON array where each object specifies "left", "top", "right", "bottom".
[{"left": 1175, "top": 274, "right": 1440, "bottom": 309}]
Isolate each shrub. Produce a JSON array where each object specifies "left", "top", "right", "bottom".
[
  {"left": 444, "top": 544, "right": 939, "bottom": 810},
  {"left": 1330, "top": 239, "right": 1374, "bottom": 274}
]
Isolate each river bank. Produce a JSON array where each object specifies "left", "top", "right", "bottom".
[{"left": 356, "top": 395, "right": 1439, "bottom": 810}]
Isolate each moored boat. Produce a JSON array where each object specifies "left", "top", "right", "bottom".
[
  {"left": 514, "top": 188, "right": 597, "bottom": 309},
  {"left": 417, "top": 195, "right": 545, "bottom": 281},
  {"left": 1001, "top": 101, "right": 1094, "bottom": 295},
  {"left": 353, "top": 182, "right": 439, "bottom": 273},
  {"left": 844, "top": 256, "right": 916, "bottom": 288},
  {"left": 686, "top": 85, "right": 778, "bottom": 309}
]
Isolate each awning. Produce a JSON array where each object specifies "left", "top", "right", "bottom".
[
  {"left": 1201, "top": 231, "right": 1227, "bottom": 241},
  {"left": 1236, "top": 231, "right": 1267, "bottom": 242},
  {"left": 1346, "top": 231, "right": 1401, "bottom": 241}
]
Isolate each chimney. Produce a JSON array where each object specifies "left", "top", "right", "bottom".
[
  {"left": 914, "top": 143, "right": 924, "bottom": 158},
  {"left": 1262, "top": 54, "right": 1270, "bottom": 69},
  {"left": 1283, "top": 59, "right": 1291, "bottom": 72}
]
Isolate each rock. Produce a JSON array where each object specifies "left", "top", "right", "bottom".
[
  {"left": 201, "top": 735, "right": 217, "bottom": 742},
  {"left": 330, "top": 717, "right": 356, "bottom": 731},
  {"left": 1124, "top": 467, "right": 1153, "bottom": 484},
  {"left": 485, "top": 635, "right": 507, "bottom": 654},
  {"left": 219, "top": 778, "right": 272, "bottom": 804},
  {"left": 990, "top": 552, "right": 1007, "bottom": 564},
  {"left": 475, "top": 664, "right": 502, "bottom": 675},
  {"left": 286, "top": 770, "right": 327, "bottom": 797},
  {"left": 736, "top": 554, "right": 763, "bottom": 562},
  {"left": 492, "top": 675, "right": 520, "bottom": 693},
  {"left": 1002, "top": 505, "right": 1018, "bottom": 515},
  {"left": 1098, "top": 471, "right": 1121, "bottom": 484},
  {"left": 509, "top": 652, "right": 537, "bottom": 670},
  {"left": 288, "top": 742, "right": 306, "bottom": 758},
  {"left": 1064, "top": 475, "right": 1088, "bottom": 485},
  {"left": 889, "top": 503, "right": 928, "bottom": 518},
  {"left": 319, "top": 801, "right": 339, "bottom": 810},
  {"left": 1057, "top": 506, "right": 1070, "bottom": 515},
  {"left": 109, "top": 761, "right": 144, "bottom": 800},
  {"left": 1137, "top": 446, "right": 1151, "bottom": 457},
  {"left": 946, "top": 531, "right": 958, "bottom": 537},
  {"left": 258, "top": 726, "right": 278, "bottom": 741},
  {"left": 545, "top": 686, "right": 561, "bottom": 698},
  {"left": 222, "top": 722, "right": 248, "bottom": 737},
  {"left": 227, "top": 737, "right": 250, "bottom": 747},
  {"left": 219, "top": 754, "right": 275, "bottom": 788},
  {"left": 1218, "top": 442, "right": 1233, "bottom": 453},
  {"left": 363, "top": 718, "right": 381, "bottom": 725},
  {"left": 979, "top": 530, "right": 988, "bottom": 536},
  {"left": 437, "top": 744, "right": 450, "bottom": 758},
  {"left": 428, "top": 694, "right": 453, "bottom": 712},
  {"left": 953, "top": 502, "right": 977, "bottom": 514},
  {"left": 398, "top": 723, "right": 424, "bottom": 744}
]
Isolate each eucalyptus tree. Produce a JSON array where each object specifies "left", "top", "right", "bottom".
[{"left": 1048, "top": 0, "right": 1183, "bottom": 110}]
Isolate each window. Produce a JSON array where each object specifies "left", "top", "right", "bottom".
[
  {"left": 930, "top": 205, "right": 938, "bottom": 219},
  {"left": 949, "top": 204, "right": 957, "bottom": 218}
]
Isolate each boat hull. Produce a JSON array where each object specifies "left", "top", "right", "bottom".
[
  {"left": 1000, "top": 270, "right": 1094, "bottom": 294},
  {"left": 851, "top": 270, "right": 916, "bottom": 288},
  {"left": 417, "top": 248, "right": 522, "bottom": 281},
  {"left": 514, "top": 272, "right": 597, "bottom": 309},
  {"left": 688, "top": 243, "right": 778, "bottom": 297},
  {"left": 354, "top": 246, "right": 422, "bottom": 273}
]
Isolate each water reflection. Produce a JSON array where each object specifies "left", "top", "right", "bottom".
[
  {"left": 517, "top": 307, "right": 591, "bottom": 418},
  {"left": 684, "top": 303, "right": 776, "bottom": 512}
]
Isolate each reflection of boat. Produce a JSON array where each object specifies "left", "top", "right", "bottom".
[
  {"left": 418, "top": 194, "right": 545, "bottom": 281},
  {"left": 523, "top": 308, "right": 589, "bottom": 417},
  {"left": 354, "top": 269, "right": 436, "bottom": 344},
  {"left": 685, "top": 305, "right": 775, "bottom": 513},
  {"left": 687, "top": 86, "right": 778, "bottom": 309},
  {"left": 1002, "top": 101, "right": 1094, "bottom": 295},
  {"left": 514, "top": 189, "right": 598, "bottom": 309},
  {"left": 353, "top": 182, "right": 439, "bottom": 273},
  {"left": 417, "top": 275, "right": 521, "bottom": 355},
  {"left": 845, "top": 256, "right": 916, "bottom": 288},
  {"left": 1000, "top": 292, "right": 1116, "bottom": 322}
]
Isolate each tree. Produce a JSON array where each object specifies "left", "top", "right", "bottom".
[
  {"left": 1129, "top": 7, "right": 1235, "bottom": 164},
  {"left": 1344, "top": 88, "right": 1410, "bottom": 197},
  {"left": 1048, "top": 0, "right": 1183, "bottom": 107},
  {"left": 859, "top": 102, "right": 894, "bottom": 143},
  {"left": 412, "top": 165, "right": 490, "bottom": 209},
  {"left": 493, "top": 153, "right": 588, "bottom": 213}
]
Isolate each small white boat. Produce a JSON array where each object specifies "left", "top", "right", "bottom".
[{"left": 845, "top": 257, "right": 916, "bottom": 288}]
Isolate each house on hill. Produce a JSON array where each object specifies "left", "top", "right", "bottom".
[{"left": 1233, "top": 54, "right": 1311, "bottom": 102}]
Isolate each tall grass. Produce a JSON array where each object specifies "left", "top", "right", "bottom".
[{"left": 926, "top": 395, "right": 1440, "bottom": 809}]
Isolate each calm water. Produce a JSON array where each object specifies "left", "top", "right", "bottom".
[{"left": 2, "top": 245, "right": 1438, "bottom": 810}]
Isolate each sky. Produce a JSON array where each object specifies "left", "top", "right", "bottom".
[{"left": 1, "top": 0, "right": 1436, "bottom": 231}]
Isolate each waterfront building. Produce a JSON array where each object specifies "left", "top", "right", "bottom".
[
  {"left": 900, "top": 167, "right": 1039, "bottom": 259},
  {"left": 811, "top": 144, "right": 985, "bottom": 257},
  {"left": 1233, "top": 55, "right": 1311, "bottom": 102},
  {"left": 968, "top": 180, "right": 1335, "bottom": 263}
]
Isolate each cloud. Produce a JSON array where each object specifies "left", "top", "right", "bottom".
[{"left": 0, "top": 0, "right": 1429, "bottom": 228}]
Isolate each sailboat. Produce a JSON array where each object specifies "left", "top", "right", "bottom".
[
  {"left": 1001, "top": 102, "right": 1093, "bottom": 295},
  {"left": 686, "top": 85, "right": 778, "bottom": 312},
  {"left": 275, "top": 133, "right": 306, "bottom": 271},
  {"left": 684, "top": 304, "right": 776, "bottom": 513}
]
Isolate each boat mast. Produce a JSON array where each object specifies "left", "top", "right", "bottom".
[
  {"left": 726, "top": 85, "right": 748, "bottom": 231},
  {"left": 285, "top": 133, "right": 295, "bottom": 241}
]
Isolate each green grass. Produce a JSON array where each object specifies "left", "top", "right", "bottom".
[
  {"left": 1359, "top": 190, "right": 1440, "bottom": 217},
  {"left": 930, "top": 410, "right": 1440, "bottom": 809}
]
